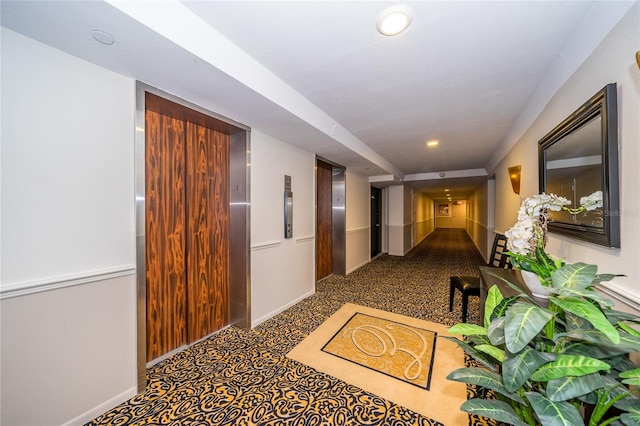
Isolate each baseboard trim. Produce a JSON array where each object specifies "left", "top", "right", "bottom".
[
  {"left": 62, "top": 386, "right": 137, "bottom": 426},
  {"left": 347, "top": 259, "right": 369, "bottom": 274},
  {"left": 251, "top": 289, "right": 316, "bottom": 328}
]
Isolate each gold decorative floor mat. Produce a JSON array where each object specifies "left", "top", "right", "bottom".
[
  {"left": 322, "top": 312, "right": 437, "bottom": 389},
  {"left": 287, "top": 303, "right": 467, "bottom": 425}
]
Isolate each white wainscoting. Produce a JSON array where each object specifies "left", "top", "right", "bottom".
[
  {"left": 0, "top": 274, "right": 137, "bottom": 426},
  {"left": 250, "top": 237, "right": 315, "bottom": 327},
  {"left": 466, "top": 219, "right": 491, "bottom": 262},
  {"left": 414, "top": 218, "right": 434, "bottom": 245},
  {"left": 346, "top": 227, "right": 370, "bottom": 273}
]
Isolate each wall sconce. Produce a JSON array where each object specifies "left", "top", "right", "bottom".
[
  {"left": 508, "top": 165, "right": 521, "bottom": 194},
  {"left": 636, "top": 51, "right": 640, "bottom": 71}
]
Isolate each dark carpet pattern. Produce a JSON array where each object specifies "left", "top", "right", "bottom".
[{"left": 88, "top": 229, "right": 490, "bottom": 426}]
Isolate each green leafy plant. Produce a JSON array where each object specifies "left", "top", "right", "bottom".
[{"left": 445, "top": 262, "right": 640, "bottom": 426}]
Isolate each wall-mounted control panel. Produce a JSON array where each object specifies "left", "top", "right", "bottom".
[{"left": 284, "top": 175, "right": 293, "bottom": 238}]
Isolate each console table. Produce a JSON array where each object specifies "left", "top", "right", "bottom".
[{"left": 478, "top": 266, "right": 549, "bottom": 323}]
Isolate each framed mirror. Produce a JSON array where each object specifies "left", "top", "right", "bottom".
[{"left": 539, "top": 83, "right": 620, "bottom": 248}]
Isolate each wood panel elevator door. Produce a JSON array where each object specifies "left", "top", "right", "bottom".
[
  {"left": 185, "top": 122, "right": 230, "bottom": 343},
  {"left": 145, "top": 109, "right": 187, "bottom": 360},
  {"left": 371, "top": 186, "right": 382, "bottom": 258},
  {"left": 316, "top": 160, "right": 333, "bottom": 280},
  {"left": 145, "top": 93, "right": 230, "bottom": 362}
]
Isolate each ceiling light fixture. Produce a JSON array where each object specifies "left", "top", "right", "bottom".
[
  {"left": 377, "top": 5, "right": 412, "bottom": 36},
  {"left": 91, "top": 29, "right": 115, "bottom": 45},
  {"left": 426, "top": 140, "right": 439, "bottom": 147}
]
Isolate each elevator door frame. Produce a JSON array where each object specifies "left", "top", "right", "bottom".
[
  {"left": 316, "top": 157, "right": 346, "bottom": 279},
  {"left": 134, "top": 82, "right": 251, "bottom": 392}
]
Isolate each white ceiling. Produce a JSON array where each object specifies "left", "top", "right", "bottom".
[{"left": 1, "top": 1, "right": 634, "bottom": 199}]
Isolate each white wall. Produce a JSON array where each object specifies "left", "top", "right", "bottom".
[
  {"left": 1, "top": 28, "right": 135, "bottom": 292},
  {"left": 388, "top": 185, "right": 413, "bottom": 255},
  {"left": 413, "top": 192, "right": 434, "bottom": 243},
  {"left": 1, "top": 28, "right": 137, "bottom": 425},
  {"left": 466, "top": 180, "right": 491, "bottom": 260},
  {"left": 435, "top": 201, "right": 454, "bottom": 228},
  {"left": 489, "top": 4, "right": 640, "bottom": 310},
  {"left": 345, "top": 172, "right": 370, "bottom": 273},
  {"left": 451, "top": 201, "right": 467, "bottom": 228},
  {"left": 249, "top": 130, "right": 315, "bottom": 326}
]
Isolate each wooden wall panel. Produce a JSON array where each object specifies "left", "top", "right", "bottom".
[
  {"left": 186, "top": 123, "right": 230, "bottom": 343},
  {"left": 316, "top": 160, "right": 333, "bottom": 280},
  {"left": 145, "top": 110, "right": 187, "bottom": 361}
]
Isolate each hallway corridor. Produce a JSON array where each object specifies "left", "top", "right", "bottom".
[{"left": 89, "top": 228, "right": 488, "bottom": 426}]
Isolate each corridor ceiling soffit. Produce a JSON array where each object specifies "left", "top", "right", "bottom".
[{"left": 1, "top": 1, "right": 635, "bottom": 185}]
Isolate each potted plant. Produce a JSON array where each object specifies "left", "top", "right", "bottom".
[
  {"left": 445, "top": 193, "right": 640, "bottom": 426},
  {"left": 504, "top": 192, "right": 603, "bottom": 288}
]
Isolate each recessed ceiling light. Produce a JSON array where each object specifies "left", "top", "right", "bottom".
[
  {"left": 426, "top": 140, "right": 439, "bottom": 147},
  {"left": 377, "top": 5, "right": 412, "bottom": 36},
  {"left": 91, "top": 29, "right": 115, "bottom": 45},
  {"left": 444, "top": 189, "right": 450, "bottom": 192}
]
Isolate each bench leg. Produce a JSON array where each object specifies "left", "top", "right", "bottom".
[
  {"left": 448, "top": 281, "right": 455, "bottom": 312},
  {"left": 461, "top": 293, "right": 468, "bottom": 323}
]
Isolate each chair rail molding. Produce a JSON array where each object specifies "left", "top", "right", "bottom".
[{"left": 0, "top": 265, "right": 136, "bottom": 299}]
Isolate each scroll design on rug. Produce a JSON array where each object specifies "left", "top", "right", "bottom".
[{"left": 321, "top": 313, "right": 437, "bottom": 389}]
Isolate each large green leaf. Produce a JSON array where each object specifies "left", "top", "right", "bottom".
[
  {"left": 530, "top": 354, "right": 610, "bottom": 381},
  {"left": 620, "top": 412, "right": 640, "bottom": 426},
  {"left": 476, "top": 344, "right": 505, "bottom": 362},
  {"left": 551, "top": 262, "right": 598, "bottom": 291},
  {"left": 600, "top": 375, "right": 639, "bottom": 407},
  {"left": 441, "top": 336, "right": 498, "bottom": 370},
  {"left": 592, "top": 273, "right": 622, "bottom": 286},
  {"left": 446, "top": 367, "right": 525, "bottom": 404},
  {"left": 577, "top": 390, "right": 598, "bottom": 405},
  {"left": 487, "top": 316, "right": 506, "bottom": 346},
  {"left": 491, "top": 296, "right": 519, "bottom": 322},
  {"left": 564, "top": 311, "right": 593, "bottom": 332},
  {"left": 485, "top": 284, "right": 504, "bottom": 327},
  {"left": 448, "top": 323, "right": 488, "bottom": 336},
  {"left": 561, "top": 342, "right": 630, "bottom": 359},
  {"left": 504, "top": 302, "right": 555, "bottom": 353},
  {"left": 460, "top": 399, "right": 529, "bottom": 426},
  {"left": 608, "top": 356, "right": 638, "bottom": 373},
  {"left": 615, "top": 396, "right": 640, "bottom": 413},
  {"left": 553, "top": 286, "right": 613, "bottom": 306},
  {"left": 551, "top": 296, "right": 620, "bottom": 344},
  {"left": 562, "top": 330, "right": 640, "bottom": 352},
  {"left": 502, "top": 349, "right": 556, "bottom": 392},
  {"left": 546, "top": 373, "right": 604, "bottom": 401},
  {"left": 619, "top": 322, "right": 640, "bottom": 338},
  {"left": 466, "top": 334, "right": 491, "bottom": 347},
  {"left": 525, "top": 392, "right": 584, "bottom": 426},
  {"left": 619, "top": 367, "right": 640, "bottom": 379},
  {"left": 606, "top": 309, "right": 640, "bottom": 324},
  {"left": 620, "top": 367, "right": 640, "bottom": 386}
]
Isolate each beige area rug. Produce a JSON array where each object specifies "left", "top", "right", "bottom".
[{"left": 287, "top": 303, "right": 467, "bottom": 425}]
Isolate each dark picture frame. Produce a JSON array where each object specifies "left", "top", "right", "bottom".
[{"left": 538, "top": 83, "right": 620, "bottom": 248}]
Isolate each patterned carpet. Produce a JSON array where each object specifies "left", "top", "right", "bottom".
[{"left": 88, "top": 228, "right": 489, "bottom": 426}]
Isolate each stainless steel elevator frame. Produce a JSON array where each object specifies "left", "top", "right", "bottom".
[
  {"left": 317, "top": 156, "right": 346, "bottom": 276},
  {"left": 134, "top": 82, "right": 251, "bottom": 392}
]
